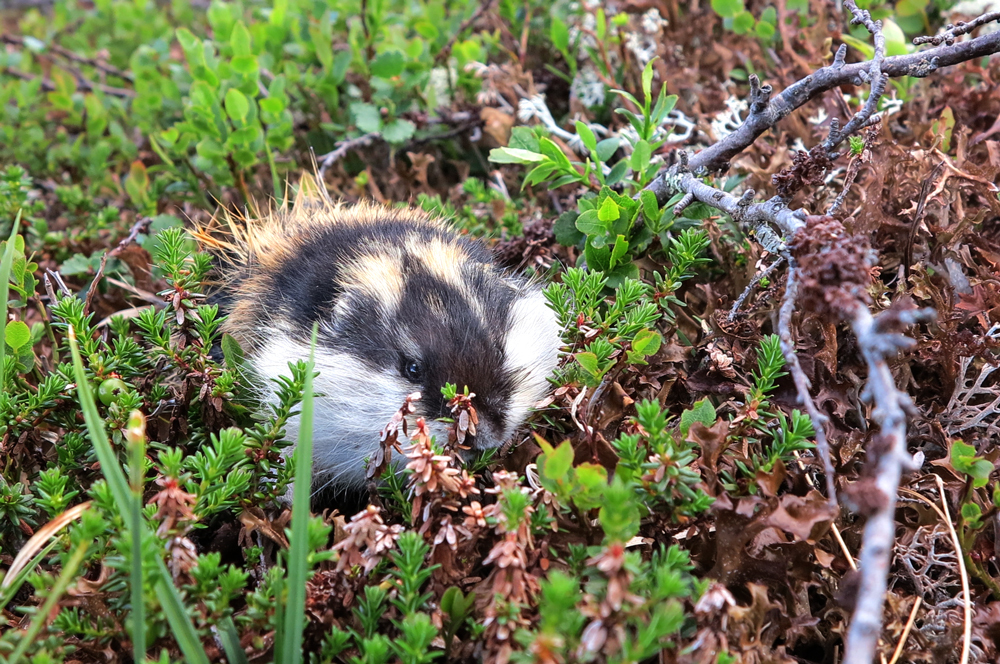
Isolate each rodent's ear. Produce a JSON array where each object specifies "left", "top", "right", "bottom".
[{"left": 292, "top": 172, "right": 330, "bottom": 212}]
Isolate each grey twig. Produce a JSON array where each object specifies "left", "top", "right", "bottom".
[
  {"left": 1, "top": 65, "right": 134, "bottom": 98},
  {"left": 777, "top": 265, "right": 838, "bottom": 506},
  {"left": 822, "top": 1, "right": 887, "bottom": 154},
  {"left": 913, "top": 10, "right": 1000, "bottom": 46},
  {"left": 727, "top": 255, "right": 785, "bottom": 322},
  {"left": 433, "top": 0, "right": 495, "bottom": 65},
  {"left": 84, "top": 216, "right": 153, "bottom": 315},
  {"left": 316, "top": 132, "right": 380, "bottom": 179},
  {"left": 644, "top": 19, "right": 1000, "bottom": 204},
  {"left": 1, "top": 33, "right": 134, "bottom": 82},
  {"left": 842, "top": 304, "right": 935, "bottom": 664}
]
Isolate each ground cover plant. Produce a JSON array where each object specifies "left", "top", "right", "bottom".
[{"left": 3, "top": 0, "right": 1000, "bottom": 662}]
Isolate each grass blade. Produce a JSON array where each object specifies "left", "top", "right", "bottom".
[
  {"left": 2, "top": 501, "right": 91, "bottom": 594},
  {"left": 0, "top": 210, "right": 22, "bottom": 389},
  {"left": 0, "top": 538, "right": 62, "bottom": 608},
  {"left": 279, "top": 323, "right": 318, "bottom": 664},
  {"left": 8, "top": 537, "right": 90, "bottom": 664},
  {"left": 126, "top": 411, "right": 147, "bottom": 662},
  {"left": 153, "top": 557, "right": 210, "bottom": 663},
  {"left": 218, "top": 616, "right": 250, "bottom": 664},
  {"left": 67, "top": 326, "right": 209, "bottom": 664}
]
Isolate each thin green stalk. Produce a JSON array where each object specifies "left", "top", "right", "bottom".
[
  {"left": 0, "top": 539, "right": 61, "bottom": 608},
  {"left": 67, "top": 328, "right": 210, "bottom": 664},
  {"left": 279, "top": 323, "right": 318, "bottom": 664},
  {"left": 0, "top": 210, "right": 22, "bottom": 389},
  {"left": 127, "top": 411, "right": 147, "bottom": 663},
  {"left": 8, "top": 538, "right": 90, "bottom": 664},
  {"left": 266, "top": 142, "right": 282, "bottom": 206},
  {"left": 218, "top": 616, "right": 250, "bottom": 664}
]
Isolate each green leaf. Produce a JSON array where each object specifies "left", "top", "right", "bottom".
[
  {"left": 124, "top": 161, "right": 149, "bottom": 208},
  {"left": 631, "top": 328, "right": 661, "bottom": 356},
  {"left": 733, "top": 11, "right": 755, "bottom": 34},
  {"left": 627, "top": 328, "right": 661, "bottom": 365},
  {"left": 575, "top": 121, "right": 597, "bottom": 154},
  {"left": 175, "top": 27, "right": 201, "bottom": 62},
  {"left": 882, "top": 18, "right": 910, "bottom": 57},
  {"left": 231, "top": 54, "right": 258, "bottom": 77},
  {"left": 680, "top": 398, "right": 717, "bottom": 436},
  {"left": 640, "top": 189, "right": 659, "bottom": 224},
  {"left": 598, "top": 196, "right": 620, "bottom": 223},
  {"left": 221, "top": 332, "right": 246, "bottom": 368},
  {"left": 573, "top": 463, "right": 608, "bottom": 510},
  {"left": 0, "top": 216, "right": 19, "bottom": 386},
  {"left": 230, "top": 21, "right": 252, "bottom": 57},
  {"left": 605, "top": 160, "right": 629, "bottom": 186},
  {"left": 951, "top": 440, "right": 993, "bottom": 488},
  {"left": 488, "top": 147, "right": 546, "bottom": 164},
  {"left": 631, "top": 140, "right": 651, "bottom": 172},
  {"left": 575, "top": 210, "right": 609, "bottom": 236},
  {"left": 641, "top": 57, "right": 655, "bottom": 101},
  {"left": 381, "top": 119, "right": 416, "bottom": 144},
  {"left": 595, "top": 137, "right": 620, "bottom": 163},
  {"left": 351, "top": 102, "right": 382, "bottom": 133},
  {"left": 15, "top": 346, "right": 33, "bottom": 373},
  {"left": 551, "top": 15, "right": 569, "bottom": 52},
  {"left": 509, "top": 126, "right": 540, "bottom": 152},
  {"left": 370, "top": 50, "right": 406, "bottom": 78},
  {"left": 59, "top": 253, "right": 94, "bottom": 276},
  {"left": 609, "top": 234, "right": 629, "bottom": 268},
  {"left": 651, "top": 91, "right": 678, "bottom": 124},
  {"left": 840, "top": 33, "right": 874, "bottom": 59},
  {"left": 962, "top": 501, "right": 983, "bottom": 524},
  {"left": 755, "top": 19, "right": 775, "bottom": 40},
  {"left": 224, "top": 88, "right": 251, "bottom": 124},
  {"left": 5, "top": 321, "right": 30, "bottom": 350},
  {"left": 711, "top": 0, "right": 743, "bottom": 18},
  {"left": 585, "top": 242, "right": 612, "bottom": 273},
  {"left": 575, "top": 352, "right": 601, "bottom": 376},
  {"left": 414, "top": 21, "right": 439, "bottom": 40},
  {"left": 539, "top": 439, "right": 575, "bottom": 484},
  {"left": 218, "top": 617, "right": 249, "bottom": 664},
  {"left": 553, "top": 211, "right": 584, "bottom": 246},
  {"left": 599, "top": 476, "right": 640, "bottom": 542}
]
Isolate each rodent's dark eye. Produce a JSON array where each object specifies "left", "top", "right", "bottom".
[{"left": 401, "top": 359, "right": 423, "bottom": 383}]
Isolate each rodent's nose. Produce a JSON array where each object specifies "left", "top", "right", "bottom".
[{"left": 466, "top": 420, "right": 504, "bottom": 450}]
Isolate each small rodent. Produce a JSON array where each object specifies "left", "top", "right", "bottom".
[{"left": 197, "top": 175, "right": 563, "bottom": 492}]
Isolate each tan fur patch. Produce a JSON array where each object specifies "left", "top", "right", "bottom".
[
  {"left": 342, "top": 252, "right": 406, "bottom": 311},
  {"left": 407, "top": 236, "right": 467, "bottom": 287}
]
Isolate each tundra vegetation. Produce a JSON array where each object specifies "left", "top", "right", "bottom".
[{"left": 2, "top": 0, "right": 1000, "bottom": 662}]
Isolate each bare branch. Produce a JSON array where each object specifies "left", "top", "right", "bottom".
[
  {"left": 646, "top": 22, "right": 1000, "bottom": 204},
  {"left": 778, "top": 265, "right": 838, "bottom": 506},
  {"left": 317, "top": 132, "right": 380, "bottom": 179},
  {"left": 433, "top": 0, "right": 495, "bottom": 65},
  {"left": 1, "top": 65, "right": 134, "bottom": 98},
  {"left": 913, "top": 10, "right": 1000, "bottom": 46},
  {"left": 822, "top": 1, "right": 887, "bottom": 154},
  {"left": 1, "top": 33, "right": 134, "bottom": 82},
  {"left": 842, "top": 304, "right": 934, "bottom": 664},
  {"left": 826, "top": 120, "right": 879, "bottom": 216},
  {"left": 728, "top": 255, "right": 785, "bottom": 322},
  {"left": 84, "top": 216, "right": 153, "bottom": 315}
]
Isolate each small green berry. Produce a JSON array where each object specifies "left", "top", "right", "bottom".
[{"left": 98, "top": 378, "right": 128, "bottom": 406}]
